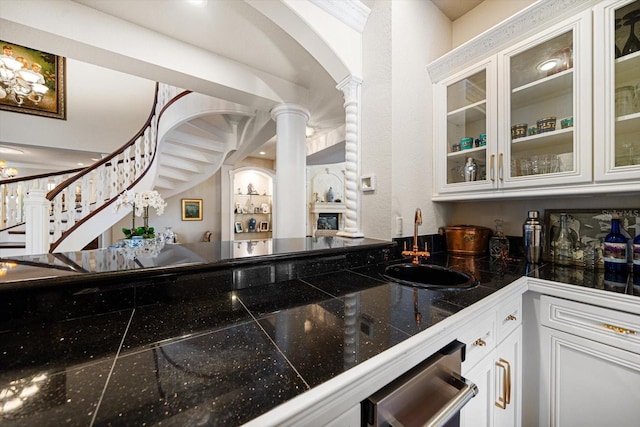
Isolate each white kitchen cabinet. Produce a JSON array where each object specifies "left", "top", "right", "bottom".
[
  {"left": 432, "top": 10, "right": 592, "bottom": 198},
  {"left": 538, "top": 294, "right": 640, "bottom": 426},
  {"left": 429, "top": 0, "right": 640, "bottom": 200},
  {"left": 594, "top": 0, "right": 640, "bottom": 184},
  {"left": 460, "top": 295, "right": 522, "bottom": 427}
]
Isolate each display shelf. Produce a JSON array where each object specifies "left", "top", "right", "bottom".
[
  {"left": 511, "top": 69, "right": 573, "bottom": 110},
  {"left": 447, "top": 100, "right": 487, "bottom": 125},
  {"left": 510, "top": 127, "right": 573, "bottom": 152},
  {"left": 615, "top": 112, "right": 640, "bottom": 133},
  {"left": 447, "top": 146, "right": 487, "bottom": 158},
  {"left": 615, "top": 50, "right": 640, "bottom": 83}
]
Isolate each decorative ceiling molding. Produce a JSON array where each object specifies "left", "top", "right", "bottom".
[
  {"left": 308, "top": 0, "right": 371, "bottom": 33},
  {"left": 427, "top": 0, "right": 601, "bottom": 82}
]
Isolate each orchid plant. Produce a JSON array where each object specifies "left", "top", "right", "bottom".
[{"left": 113, "top": 190, "right": 167, "bottom": 239}]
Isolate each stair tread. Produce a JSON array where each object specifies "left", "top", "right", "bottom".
[{"left": 0, "top": 242, "right": 26, "bottom": 248}]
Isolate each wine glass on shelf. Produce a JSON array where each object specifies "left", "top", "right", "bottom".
[{"left": 621, "top": 9, "right": 640, "bottom": 57}]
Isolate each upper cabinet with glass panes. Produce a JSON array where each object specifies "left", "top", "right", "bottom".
[{"left": 428, "top": 0, "right": 639, "bottom": 201}]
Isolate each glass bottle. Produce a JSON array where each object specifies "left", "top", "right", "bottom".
[
  {"left": 490, "top": 219, "right": 509, "bottom": 259},
  {"left": 603, "top": 214, "right": 628, "bottom": 274},
  {"left": 553, "top": 213, "right": 574, "bottom": 266}
]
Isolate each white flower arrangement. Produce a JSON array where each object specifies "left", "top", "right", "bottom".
[{"left": 113, "top": 190, "right": 167, "bottom": 238}]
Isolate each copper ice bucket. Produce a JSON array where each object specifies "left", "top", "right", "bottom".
[{"left": 445, "top": 225, "right": 491, "bottom": 256}]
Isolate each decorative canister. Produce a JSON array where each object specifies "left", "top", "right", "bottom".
[
  {"left": 527, "top": 126, "right": 538, "bottom": 136},
  {"left": 451, "top": 143, "right": 461, "bottom": 152},
  {"left": 511, "top": 123, "right": 527, "bottom": 139},
  {"left": 460, "top": 137, "right": 474, "bottom": 150},
  {"left": 560, "top": 116, "right": 574, "bottom": 129},
  {"left": 536, "top": 117, "right": 556, "bottom": 133},
  {"left": 479, "top": 133, "right": 487, "bottom": 146}
]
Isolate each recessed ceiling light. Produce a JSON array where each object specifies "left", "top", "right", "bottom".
[
  {"left": 259, "top": 151, "right": 266, "bottom": 155},
  {"left": 537, "top": 58, "right": 560, "bottom": 72},
  {"left": 0, "top": 146, "right": 24, "bottom": 155}
]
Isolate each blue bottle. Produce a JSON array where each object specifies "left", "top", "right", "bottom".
[{"left": 603, "top": 215, "right": 628, "bottom": 275}]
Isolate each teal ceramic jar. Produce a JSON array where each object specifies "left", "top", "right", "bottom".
[{"left": 460, "top": 137, "right": 474, "bottom": 150}]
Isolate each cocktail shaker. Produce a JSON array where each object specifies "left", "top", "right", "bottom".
[{"left": 523, "top": 210, "right": 544, "bottom": 264}]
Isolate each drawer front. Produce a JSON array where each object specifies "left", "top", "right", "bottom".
[
  {"left": 496, "top": 295, "right": 522, "bottom": 343},
  {"left": 459, "top": 312, "right": 496, "bottom": 371},
  {"left": 541, "top": 295, "right": 640, "bottom": 354}
]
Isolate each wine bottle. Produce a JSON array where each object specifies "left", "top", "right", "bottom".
[
  {"left": 603, "top": 214, "right": 628, "bottom": 274},
  {"left": 633, "top": 233, "right": 640, "bottom": 285},
  {"left": 553, "top": 213, "right": 574, "bottom": 266}
]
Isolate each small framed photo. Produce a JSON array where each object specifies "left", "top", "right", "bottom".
[
  {"left": 259, "top": 221, "right": 269, "bottom": 232},
  {"left": 181, "top": 199, "right": 202, "bottom": 221},
  {"left": 261, "top": 203, "right": 270, "bottom": 213},
  {"left": 235, "top": 222, "right": 243, "bottom": 233}
]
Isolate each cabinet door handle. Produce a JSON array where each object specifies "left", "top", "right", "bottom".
[
  {"left": 506, "top": 314, "right": 517, "bottom": 321},
  {"left": 490, "top": 154, "right": 496, "bottom": 182},
  {"left": 498, "top": 153, "right": 504, "bottom": 181},
  {"left": 499, "top": 358, "right": 512, "bottom": 405},
  {"left": 495, "top": 360, "right": 508, "bottom": 409},
  {"left": 473, "top": 338, "right": 486, "bottom": 347},
  {"left": 604, "top": 323, "right": 636, "bottom": 335}
]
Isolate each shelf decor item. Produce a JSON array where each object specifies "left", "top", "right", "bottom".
[
  {"left": 536, "top": 117, "right": 556, "bottom": 133},
  {"left": 621, "top": 9, "right": 640, "bottom": 56},
  {"left": 511, "top": 123, "right": 527, "bottom": 139},
  {"left": 113, "top": 189, "right": 167, "bottom": 239}
]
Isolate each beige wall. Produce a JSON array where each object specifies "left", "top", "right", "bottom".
[{"left": 451, "top": 0, "right": 538, "bottom": 48}]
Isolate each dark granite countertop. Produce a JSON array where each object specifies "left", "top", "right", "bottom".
[{"left": 1, "top": 239, "right": 638, "bottom": 426}]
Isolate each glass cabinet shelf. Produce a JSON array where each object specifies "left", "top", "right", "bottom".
[
  {"left": 447, "top": 100, "right": 487, "bottom": 124},
  {"left": 511, "top": 127, "right": 573, "bottom": 150},
  {"left": 615, "top": 50, "right": 640, "bottom": 81},
  {"left": 511, "top": 69, "right": 573, "bottom": 110},
  {"left": 447, "top": 146, "right": 486, "bottom": 158}
]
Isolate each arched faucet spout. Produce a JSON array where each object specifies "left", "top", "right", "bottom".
[{"left": 401, "top": 208, "right": 430, "bottom": 264}]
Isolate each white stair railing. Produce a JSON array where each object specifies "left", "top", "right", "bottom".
[{"left": 0, "top": 83, "right": 187, "bottom": 253}]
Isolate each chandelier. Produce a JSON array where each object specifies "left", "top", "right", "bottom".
[
  {"left": 0, "top": 159, "right": 18, "bottom": 178},
  {"left": 0, "top": 46, "right": 49, "bottom": 106}
]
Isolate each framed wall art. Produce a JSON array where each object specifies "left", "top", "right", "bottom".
[
  {"left": 181, "top": 199, "right": 202, "bottom": 221},
  {"left": 0, "top": 41, "right": 66, "bottom": 119}
]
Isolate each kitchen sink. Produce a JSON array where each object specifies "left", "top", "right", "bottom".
[{"left": 382, "top": 263, "right": 478, "bottom": 290}]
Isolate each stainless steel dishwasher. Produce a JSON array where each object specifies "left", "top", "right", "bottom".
[{"left": 362, "top": 340, "right": 477, "bottom": 427}]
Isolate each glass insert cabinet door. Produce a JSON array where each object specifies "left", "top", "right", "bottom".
[
  {"left": 437, "top": 59, "right": 496, "bottom": 191},
  {"left": 595, "top": 0, "right": 640, "bottom": 182},
  {"left": 500, "top": 11, "right": 592, "bottom": 188}
]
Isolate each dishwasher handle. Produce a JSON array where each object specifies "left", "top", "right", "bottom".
[{"left": 424, "top": 373, "right": 478, "bottom": 427}]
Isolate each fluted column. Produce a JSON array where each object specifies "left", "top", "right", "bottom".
[
  {"left": 336, "top": 76, "right": 364, "bottom": 238},
  {"left": 271, "top": 103, "right": 310, "bottom": 239}
]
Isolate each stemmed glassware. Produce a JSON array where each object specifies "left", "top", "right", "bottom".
[{"left": 621, "top": 9, "right": 640, "bottom": 56}]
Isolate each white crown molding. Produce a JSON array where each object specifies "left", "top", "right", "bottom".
[
  {"left": 427, "top": 0, "right": 601, "bottom": 82},
  {"left": 308, "top": 0, "right": 371, "bottom": 33}
]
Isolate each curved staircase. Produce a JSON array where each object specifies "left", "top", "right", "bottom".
[{"left": 0, "top": 83, "right": 276, "bottom": 257}]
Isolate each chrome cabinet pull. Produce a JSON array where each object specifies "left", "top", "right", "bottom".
[{"left": 604, "top": 323, "right": 636, "bottom": 335}]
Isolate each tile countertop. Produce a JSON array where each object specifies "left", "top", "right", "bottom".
[{"left": 1, "top": 240, "right": 639, "bottom": 426}]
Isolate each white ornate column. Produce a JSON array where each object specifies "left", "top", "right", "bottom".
[
  {"left": 271, "top": 103, "right": 310, "bottom": 239},
  {"left": 336, "top": 76, "right": 364, "bottom": 238},
  {"left": 24, "top": 189, "right": 49, "bottom": 255}
]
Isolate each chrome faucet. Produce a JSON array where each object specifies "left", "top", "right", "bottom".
[{"left": 402, "top": 208, "right": 430, "bottom": 264}]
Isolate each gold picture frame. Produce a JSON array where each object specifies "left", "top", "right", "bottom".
[
  {"left": 181, "top": 199, "right": 202, "bottom": 221},
  {"left": 0, "top": 40, "right": 66, "bottom": 119}
]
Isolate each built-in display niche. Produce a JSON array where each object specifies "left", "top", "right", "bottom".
[
  {"left": 307, "top": 165, "right": 345, "bottom": 236},
  {"left": 233, "top": 168, "right": 273, "bottom": 241}
]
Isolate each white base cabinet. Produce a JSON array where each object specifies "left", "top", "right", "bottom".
[
  {"left": 460, "top": 295, "right": 522, "bottom": 427},
  {"left": 539, "top": 294, "right": 640, "bottom": 427}
]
